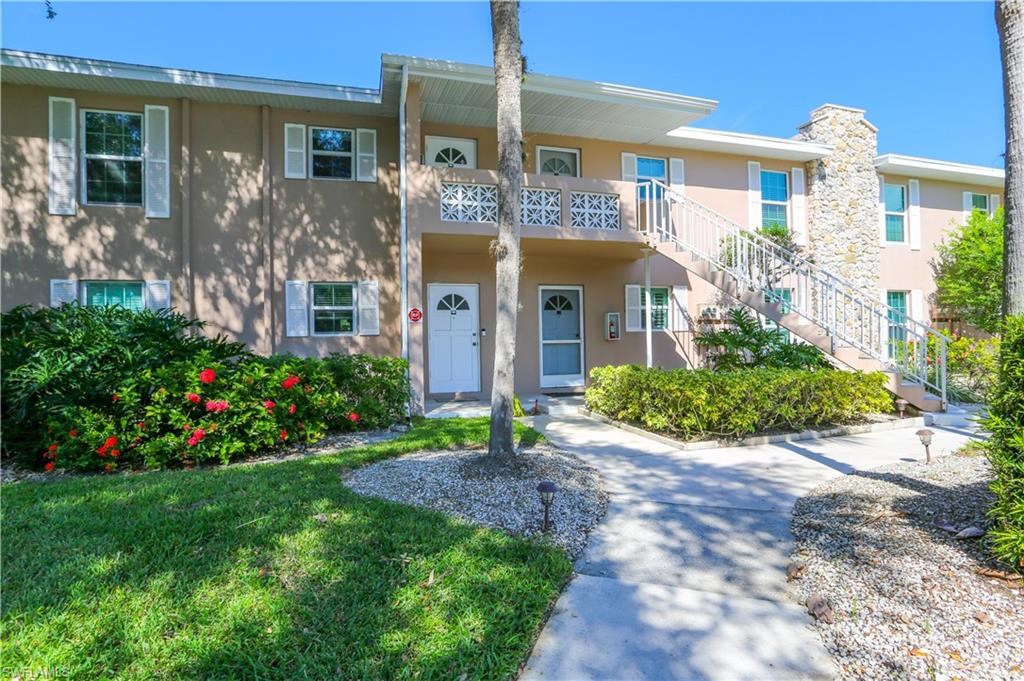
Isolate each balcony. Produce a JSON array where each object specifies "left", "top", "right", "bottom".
[{"left": 409, "top": 165, "right": 642, "bottom": 242}]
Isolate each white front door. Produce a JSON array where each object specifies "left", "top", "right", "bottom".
[
  {"left": 539, "top": 286, "right": 585, "bottom": 388},
  {"left": 428, "top": 284, "right": 481, "bottom": 393}
]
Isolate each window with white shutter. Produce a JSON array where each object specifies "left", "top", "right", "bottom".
[
  {"left": 81, "top": 109, "right": 143, "bottom": 206},
  {"left": 357, "top": 280, "right": 380, "bottom": 336},
  {"left": 621, "top": 153, "right": 637, "bottom": 182},
  {"left": 48, "top": 97, "right": 77, "bottom": 215},
  {"left": 356, "top": 128, "right": 377, "bottom": 182},
  {"left": 284, "top": 124, "right": 307, "bottom": 179},
  {"left": 49, "top": 279, "right": 78, "bottom": 307},
  {"left": 747, "top": 161, "right": 761, "bottom": 229},
  {"left": 285, "top": 280, "right": 309, "bottom": 336},
  {"left": 145, "top": 280, "right": 172, "bottom": 310},
  {"left": 990, "top": 194, "right": 1001, "bottom": 215},
  {"left": 908, "top": 179, "right": 921, "bottom": 250},
  {"left": 669, "top": 158, "right": 685, "bottom": 195},
  {"left": 144, "top": 105, "right": 170, "bottom": 218},
  {"left": 790, "top": 167, "right": 806, "bottom": 246},
  {"left": 625, "top": 284, "right": 642, "bottom": 332},
  {"left": 671, "top": 285, "right": 689, "bottom": 332}
]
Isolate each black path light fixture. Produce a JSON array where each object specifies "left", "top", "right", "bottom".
[
  {"left": 916, "top": 428, "right": 934, "bottom": 464},
  {"left": 536, "top": 481, "right": 557, "bottom": 533}
]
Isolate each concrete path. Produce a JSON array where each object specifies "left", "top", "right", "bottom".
[{"left": 521, "top": 416, "right": 980, "bottom": 681}]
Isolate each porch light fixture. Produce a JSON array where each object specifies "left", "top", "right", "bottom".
[
  {"left": 537, "top": 481, "right": 557, "bottom": 533},
  {"left": 895, "top": 398, "right": 909, "bottom": 419},
  {"left": 915, "top": 428, "right": 934, "bottom": 464}
]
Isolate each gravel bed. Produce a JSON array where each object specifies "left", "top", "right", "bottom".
[
  {"left": 1, "top": 428, "right": 401, "bottom": 484},
  {"left": 790, "top": 452, "right": 1023, "bottom": 680},
  {"left": 344, "top": 443, "right": 608, "bottom": 558}
]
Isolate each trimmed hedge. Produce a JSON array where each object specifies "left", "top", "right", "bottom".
[
  {"left": 984, "top": 316, "right": 1024, "bottom": 570},
  {"left": 2, "top": 305, "right": 408, "bottom": 471},
  {"left": 585, "top": 365, "right": 892, "bottom": 440}
]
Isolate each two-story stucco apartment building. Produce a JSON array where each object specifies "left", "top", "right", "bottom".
[{"left": 1, "top": 50, "right": 1005, "bottom": 412}]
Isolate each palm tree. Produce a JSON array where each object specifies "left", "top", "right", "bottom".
[
  {"left": 488, "top": 0, "right": 524, "bottom": 456},
  {"left": 998, "top": 0, "right": 1023, "bottom": 316}
]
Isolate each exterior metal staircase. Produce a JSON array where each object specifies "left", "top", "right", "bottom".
[{"left": 639, "top": 180, "right": 948, "bottom": 411}]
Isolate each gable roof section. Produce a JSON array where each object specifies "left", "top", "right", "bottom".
[{"left": 874, "top": 154, "right": 1005, "bottom": 188}]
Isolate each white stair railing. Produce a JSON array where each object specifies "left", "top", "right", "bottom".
[{"left": 638, "top": 180, "right": 948, "bottom": 407}]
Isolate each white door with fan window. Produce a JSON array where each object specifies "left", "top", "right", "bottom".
[
  {"left": 428, "top": 284, "right": 480, "bottom": 393},
  {"left": 539, "top": 286, "right": 585, "bottom": 388}
]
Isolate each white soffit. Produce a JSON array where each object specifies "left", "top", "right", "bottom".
[
  {"left": 663, "top": 126, "right": 833, "bottom": 161},
  {"left": 874, "top": 154, "right": 1005, "bottom": 188},
  {"left": 1, "top": 49, "right": 399, "bottom": 115},
  {"left": 383, "top": 54, "right": 718, "bottom": 143}
]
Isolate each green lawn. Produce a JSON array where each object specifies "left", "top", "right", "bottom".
[{"left": 1, "top": 418, "right": 569, "bottom": 680}]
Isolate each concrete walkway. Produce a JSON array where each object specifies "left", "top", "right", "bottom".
[{"left": 521, "top": 415, "right": 981, "bottom": 681}]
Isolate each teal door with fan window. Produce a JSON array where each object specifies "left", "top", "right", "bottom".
[{"left": 539, "top": 287, "right": 584, "bottom": 388}]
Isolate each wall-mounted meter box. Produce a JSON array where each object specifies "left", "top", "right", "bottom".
[{"left": 605, "top": 312, "right": 621, "bottom": 341}]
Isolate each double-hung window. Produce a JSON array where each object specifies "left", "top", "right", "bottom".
[
  {"left": 311, "top": 282, "right": 356, "bottom": 335},
  {"left": 640, "top": 287, "right": 670, "bottom": 330},
  {"left": 636, "top": 157, "right": 667, "bottom": 201},
  {"left": 310, "top": 127, "right": 354, "bottom": 180},
  {"left": 884, "top": 183, "right": 907, "bottom": 243},
  {"left": 81, "top": 281, "right": 145, "bottom": 311},
  {"left": 82, "top": 110, "right": 144, "bottom": 205},
  {"left": 760, "top": 170, "right": 789, "bottom": 228}
]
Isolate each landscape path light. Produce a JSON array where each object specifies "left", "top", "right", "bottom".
[
  {"left": 536, "top": 481, "right": 557, "bottom": 533},
  {"left": 916, "top": 428, "right": 934, "bottom": 464},
  {"left": 895, "top": 398, "right": 909, "bottom": 419}
]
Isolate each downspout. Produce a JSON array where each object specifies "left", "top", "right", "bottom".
[{"left": 399, "top": 65, "right": 410, "bottom": 378}]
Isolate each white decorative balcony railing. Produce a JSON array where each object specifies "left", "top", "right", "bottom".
[
  {"left": 522, "top": 187, "right": 561, "bottom": 227},
  {"left": 440, "top": 182, "right": 497, "bottom": 223},
  {"left": 570, "top": 191, "right": 620, "bottom": 230}
]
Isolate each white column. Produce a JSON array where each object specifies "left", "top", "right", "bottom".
[{"left": 644, "top": 251, "right": 653, "bottom": 368}]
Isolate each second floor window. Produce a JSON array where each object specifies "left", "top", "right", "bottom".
[
  {"left": 310, "top": 128, "right": 353, "bottom": 180},
  {"left": 83, "top": 111, "right": 143, "bottom": 205},
  {"left": 537, "top": 147, "right": 580, "bottom": 177},
  {"left": 636, "top": 156, "right": 667, "bottom": 201},
  {"left": 884, "top": 183, "right": 907, "bottom": 242},
  {"left": 760, "top": 170, "right": 788, "bottom": 228},
  {"left": 969, "top": 192, "right": 989, "bottom": 213}
]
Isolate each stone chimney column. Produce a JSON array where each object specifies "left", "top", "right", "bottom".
[{"left": 798, "top": 105, "right": 880, "bottom": 295}]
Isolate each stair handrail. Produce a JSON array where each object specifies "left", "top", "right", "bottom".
[{"left": 638, "top": 179, "right": 949, "bottom": 407}]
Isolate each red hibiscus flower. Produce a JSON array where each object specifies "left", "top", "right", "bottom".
[
  {"left": 347, "top": 412, "right": 360, "bottom": 423},
  {"left": 44, "top": 462, "right": 54, "bottom": 472},
  {"left": 104, "top": 436, "right": 119, "bottom": 449},
  {"left": 205, "top": 400, "right": 229, "bottom": 413},
  {"left": 288, "top": 403, "right": 297, "bottom": 415},
  {"left": 69, "top": 429, "right": 78, "bottom": 438},
  {"left": 187, "top": 436, "right": 198, "bottom": 446},
  {"left": 110, "top": 449, "right": 121, "bottom": 458},
  {"left": 281, "top": 375, "right": 300, "bottom": 390},
  {"left": 137, "top": 421, "right": 145, "bottom": 429},
  {"left": 263, "top": 400, "right": 276, "bottom": 411},
  {"left": 48, "top": 443, "right": 58, "bottom": 453},
  {"left": 279, "top": 429, "right": 288, "bottom": 441},
  {"left": 199, "top": 368, "right": 216, "bottom": 384},
  {"left": 97, "top": 447, "right": 107, "bottom": 457},
  {"left": 187, "top": 392, "right": 201, "bottom": 404}
]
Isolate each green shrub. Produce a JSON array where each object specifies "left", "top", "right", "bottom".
[
  {"left": 585, "top": 365, "right": 892, "bottom": 440},
  {"left": 2, "top": 305, "right": 409, "bottom": 471},
  {"left": 983, "top": 316, "right": 1024, "bottom": 571},
  {"left": 944, "top": 335, "right": 1000, "bottom": 403},
  {"left": 694, "top": 308, "right": 831, "bottom": 371}
]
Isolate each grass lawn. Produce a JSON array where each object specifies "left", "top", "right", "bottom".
[{"left": 1, "top": 418, "right": 569, "bottom": 680}]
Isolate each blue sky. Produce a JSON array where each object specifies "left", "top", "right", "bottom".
[{"left": 2, "top": 1, "right": 1005, "bottom": 167}]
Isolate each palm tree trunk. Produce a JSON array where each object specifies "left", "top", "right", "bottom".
[
  {"left": 998, "top": 0, "right": 1024, "bottom": 316},
  {"left": 488, "top": 0, "right": 523, "bottom": 456}
]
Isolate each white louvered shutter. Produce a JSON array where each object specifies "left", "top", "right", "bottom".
[
  {"left": 285, "top": 280, "right": 309, "bottom": 336},
  {"left": 621, "top": 153, "right": 637, "bottom": 182},
  {"left": 963, "top": 191, "right": 973, "bottom": 223},
  {"left": 356, "top": 128, "right": 377, "bottom": 182},
  {"left": 879, "top": 176, "right": 887, "bottom": 246},
  {"left": 790, "top": 167, "right": 807, "bottom": 246},
  {"left": 625, "top": 285, "right": 642, "bottom": 332},
  {"left": 48, "top": 97, "right": 76, "bottom": 215},
  {"left": 358, "top": 280, "right": 380, "bottom": 336},
  {"left": 144, "top": 105, "right": 171, "bottom": 218},
  {"left": 145, "top": 280, "right": 172, "bottom": 310},
  {"left": 911, "top": 289, "right": 927, "bottom": 326},
  {"left": 669, "top": 158, "right": 685, "bottom": 195},
  {"left": 671, "top": 285, "right": 689, "bottom": 332},
  {"left": 284, "top": 124, "right": 307, "bottom": 179},
  {"left": 49, "top": 279, "right": 78, "bottom": 307},
  {"left": 747, "top": 161, "right": 761, "bottom": 229},
  {"left": 908, "top": 179, "right": 921, "bottom": 250},
  {"left": 990, "top": 194, "right": 1001, "bottom": 215}
]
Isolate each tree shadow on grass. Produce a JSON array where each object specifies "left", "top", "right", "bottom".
[{"left": 1, "top": 426, "right": 570, "bottom": 680}]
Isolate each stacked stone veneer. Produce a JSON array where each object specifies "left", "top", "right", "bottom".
[{"left": 798, "top": 105, "right": 881, "bottom": 296}]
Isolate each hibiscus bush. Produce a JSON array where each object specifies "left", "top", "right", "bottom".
[{"left": 2, "top": 305, "right": 409, "bottom": 471}]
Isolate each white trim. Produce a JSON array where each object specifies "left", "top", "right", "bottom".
[
  {"left": 308, "top": 126, "right": 355, "bottom": 181},
  {"left": 908, "top": 179, "right": 921, "bottom": 250},
  {"left": 284, "top": 123, "right": 307, "bottom": 179},
  {"left": 790, "top": 167, "right": 807, "bottom": 246},
  {"left": 48, "top": 96, "right": 77, "bottom": 215},
  {"left": 309, "top": 281, "right": 358, "bottom": 337},
  {"left": 355, "top": 128, "right": 377, "bottom": 182},
  {"left": 665, "top": 126, "right": 833, "bottom": 162},
  {"left": 759, "top": 169, "right": 789, "bottom": 229},
  {"left": 79, "top": 108, "right": 144, "bottom": 207},
  {"left": 875, "top": 153, "right": 1005, "bottom": 188},
  {"left": 669, "top": 157, "right": 685, "bottom": 195},
  {"left": 143, "top": 104, "right": 171, "bottom": 218},
  {"left": 747, "top": 161, "right": 761, "bottom": 229},
  {"left": 878, "top": 175, "right": 887, "bottom": 247},
  {"left": 427, "top": 282, "right": 481, "bottom": 394},
  {"left": 536, "top": 145, "right": 580, "bottom": 177},
  {"left": 424, "top": 135, "right": 477, "bottom": 169},
  {"left": 538, "top": 285, "right": 585, "bottom": 388},
  {"left": 882, "top": 181, "right": 908, "bottom": 244}
]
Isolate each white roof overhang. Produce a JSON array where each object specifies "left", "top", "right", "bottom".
[{"left": 874, "top": 154, "right": 1005, "bottom": 188}]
